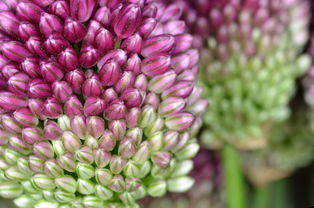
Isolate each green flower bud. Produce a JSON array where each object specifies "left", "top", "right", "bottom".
[
  {"left": 170, "top": 160, "right": 193, "bottom": 177},
  {"left": 94, "top": 149, "right": 111, "bottom": 168},
  {"left": 148, "top": 132, "right": 163, "bottom": 152},
  {"left": 95, "top": 168, "right": 112, "bottom": 186},
  {"left": 76, "top": 163, "right": 95, "bottom": 179},
  {"left": 34, "top": 201, "right": 59, "bottom": 208},
  {"left": 125, "top": 177, "right": 140, "bottom": 192},
  {"left": 44, "top": 159, "right": 64, "bottom": 177},
  {"left": 110, "top": 156, "right": 127, "bottom": 174},
  {"left": 58, "top": 115, "right": 71, "bottom": 131},
  {"left": 140, "top": 105, "right": 156, "bottom": 128},
  {"left": 31, "top": 174, "right": 55, "bottom": 190},
  {"left": 123, "top": 161, "right": 140, "bottom": 177},
  {"left": 77, "top": 178, "right": 95, "bottom": 195},
  {"left": 51, "top": 140, "right": 65, "bottom": 157},
  {"left": 144, "top": 116, "right": 164, "bottom": 136},
  {"left": 54, "top": 190, "right": 76, "bottom": 203},
  {"left": 14, "top": 195, "right": 36, "bottom": 208},
  {"left": 21, "top": 181, "right": 37, "bottom": 194},
  {"left": 4, "top": 149, "right": 22, "bottom": 165},
  {"left": 55, "top": 176, "right": 77, "bottom": 193},
  {"left": 126, "top": 128, "right": 143, "bottom": 146},
  {"left": 75, "top": 146, "right": 94, "bottom": 164},
  {"left": 95, "top": 185, "right": 113, "bottom": 200},
  {"left": 57, "top": 153, "right": 76, "bottom": 172},
  {"left": 84, "top": 136, "right": 99, "bottom": 149},
  {"left": 28, "top": 156, "right": 44, "bottom": 173},
  {"left": 120, "top": 192, "right": 135, "bottom": 205},
  {"left": 42, "top": 190, "right": 54, "bottom": 201},
  {"left": 175, "top": 142, "right": 200, "bottom": 161},
  {"left": 17, "top": 158, "right": 33, "bottom": 175},
  {"left": 5, "top": 167, "right": 29, "bottom": 181},
  {"left": 63, "top": 131, "right": 81, "bottom": 152},
  {"left": 167, "top": 176, "right": 194, "bottom": 193},
  {"left": 0, "top": 182, "right": 23, "bottom": 198},
  {"left": 147, "top": 180, "right": 167, "bottom": 197},
  {"left": 133, "top": 141, "right": 150, "bottom": 164},
  {"left": 83, "top": 196, "right": 104, "bottom": 208},
  {"left": 137, "top": 161, "right": 151, "bottom": 178},
  {"left": 110, "top": 175, "right": 125, "bottom": 193}
]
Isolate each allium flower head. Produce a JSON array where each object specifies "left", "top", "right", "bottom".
[
  {"left": 0, "top": 0, "right": 207, "bottom": 207},
  {"left": 172, "top": 0, "right": 312, "bottom": 145}
]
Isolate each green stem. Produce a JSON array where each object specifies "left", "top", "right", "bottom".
[
  {"left": 222, "top": 144, "right": 246, "bottom": 208},
  {"left": 252, "top": 186, "right": 270, "bottom": 208}
]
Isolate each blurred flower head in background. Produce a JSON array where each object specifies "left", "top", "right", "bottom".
[{"left": 0, "top": 0, "right": 208, "bottom": 207}]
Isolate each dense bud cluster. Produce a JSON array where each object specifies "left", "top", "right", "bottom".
[
  {"left": 0, "top": 0, "right": 207, "bottom": 207},
  {"left": 168, "top": 0, "right": 311, "bottom": 145}
]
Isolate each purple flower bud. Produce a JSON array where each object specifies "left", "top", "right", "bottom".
[
  {"left": 8, "top": 72, "right": 30, "bottom": 96},
  {"left": 44, "top": 33, "right": 70, "bottom": 55},
  {"left": 28, "top": 79, "right": 52, "bottom": 98},
  {"left": 57, "top": 47, "right": 79, "bottom": 71},
  {"left": 105, "top": 100, "right": 126, "bottom": 120},
  {"left": 103, "top": 88, "right": 118, "bottom": 103},
  {"left": 86, "top": 116, "right": 105, "bottom": 138},
  {"left": 75, "top": 146, "right": 94, "bottom": 164},
  {"left": 114, "top": 71, "right": 135, "bottom": 94},
  {"left": 164, "top": 20, "right": 186, "bottom": 35},
  {"left": 121, "top": 33, "right": 143, "bottom": 54},
  {"left": 98, "top": 130, "right": 116, "bottom": 151},
  {"left": 18, "top": 22, "right": 40, "bottom": 42},
  {"left": 108, "top": 120, "right": 126, "bottom": 140},
  {"left": 1, "top": 64, "right": 19, "bottom": 80},
  {"left": 134, "top": 74, "right": 148, "bottom": 92},
  {"left": 94, "top": 28, "right": 114, "bottom": 53},
  {"left": 94, "top": 6, "right": 111, "bottom": 27},
  {"left": 98, "top": 60, "right": 121, "bottom": 86},
  {"left": 97, "top": 49, "right": 127, "bottom": 69},
  {"left": 42, "top": 97, "right": 63, "bottom": 119},
  {"left": 158, "top": 97, "right": 186, "bottom": 117},
  {"left": 25, "top": 37, "right": 48, "bottom": 58},
  {"left": 29, "top": 155, "right": 44, "bottom": 172},
  {"left": 40, "top": 60, "right": 64, "bottom": 83},
  {"left": 49, "top": 1, "right": 70, "bottom": 19},
  {"left": 0, "top": 11, "right": 19, "bottom": 37},
  {"left": 0, "top": 55, "right": 9, "bottom": 70},
  {"left": 33, "top": 141, "right": 54, "bottom": 159},
  {"left": 113, "top": 4, "right": 142, "bottom": 39},
  {"left": 162, "top": 81, "right": 194, "bottom": 99},
  {"left": 13, "top": 107, "right": 38, "bottom": 127},
  {"left": 0, "top": 0, "right": 18, "bottom": 11},
  {"left": 32, "top": 0, "right": 54, "bottom": 7},
  {"left": 80, "top": 45, "right": 101, "bottom": 68},
  {"left": 22, "top": 127, "right": 43, "bottom": 145},
  {"left": 28, "top": 99, "right": 46, "bottom": 120},
  {"left": 142, "top": 3, "right": 157, "bottom": 18},
  {"left": 39, "top": 13, "right": 63, "bottom": 37},
  {"left": 171, "top": 54, "right": 190, "bottom": 74},
  {"left": 118, "top": 138, "right": 136, "bottom": 158},
  {"left": 160, "top": 4, "right": 183, "bottom": 22},
  {"left": 99, "top": 0, "right": 120, "bottom": 8},
  {"left": 82, "top": 76, "right": 103, "bottom": 97},
  {"left": 64, "top": 18, "right": 87, "bottom": 43},
  {"left": 44, "top": 159, "right": 64, "bottom": 177},
  {"left": 148, "top": 70, "right": 176, "bottom": 94},
  {"left": 163, "top": 130, "right": 179, "bottom": 151},
  {"left": 0, "top": 128, "right": 9, "bottom": 145},
  {"left": 151, "top": 152, "right": 172, "bottom": 169},
  {"left": 142, "top": 54, "right": 171, "bottom": 77},
  {"left": 70, "top": 0, "right": 97, "bottom": 22},
  {"left": 84, "top": 97, "right": 106, "bottom": 116},
  {"left": 63, "top": 130, "right": 81, "bottom": 152},
  {"left": 16, "top": 2, "right": 43, "bottom": 23},
  {"left": 0, "top": 92, "right": 28, "bottom": 111},
  {"left": 1, "top": 114, "right": 22, "bottom": 133},
  {"left": 52, "top": 81, "right": 73, "bottom": 103},
  {"left": 177, "top": 70, "right": 195, "bottom": 81},
  {"left": 186, "top": 49, "right": 199, "bottom": 68},
  {"left": 126, "top": 108, "right": 141, "bottom": 128},
  {"left": 64, "top": 95, "right": 83, "bottom": 117},
  {"left": 2, "top": 41, "right": 32, "bottom": 62},
  {"left": 94, "top": 149, "right": 111, "bottom": 168},
  {"left": 133, "top": 141, "right": 149, "bottom": 163},
  {"left": 173, "top": 34, "right": 193, "bottom": 54},
  {"left": 65, "top": 69, "right": 85, "bottom": 94},
  {"left": 110, "top": 156, "right": 127, "bottom": 175},
  {"left": 125, "top": 54, "right": 141, "bottom": 75},
  {"left": 120, "top": 88, "right": 143, "bottom": 108},
  {"left": 165, "top": 112, "right": 194, "bottom": 131},
  {"left": 9, "top": 135, "right": 31, "bottom": 154},
  {"left": 145, "top": 92, "right": 160, "bottom": 109},
  {"left": 142, "top": 35, "right": 175, "bottom": 57},
  {"left": 57, "top": 153, "right": 76, "bottom": 172}
]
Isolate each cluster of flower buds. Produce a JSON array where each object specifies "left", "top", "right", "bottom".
[
  {"left": 0, "top": 0, "right": 208, "bottom": 207},
  {"left": 169, "top": 0, "right": 312, "bottom": 145},
  {"left": 141, "top": 149, "right": 224, "bottom": 208}
]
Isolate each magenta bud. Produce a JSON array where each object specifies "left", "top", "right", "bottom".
[
  {"left": 108, "top": 120, "right": 126, "bottom": 140},
  {"left": 40, "top": 60, "right": 64, "bottom": 83},
  {"left": 64, "top": 95, "right": 83, "bottom": 117},
  {"left": 105, "top": 100, "right": 126, "bottom": 120},
  {"left": 98, "top": 60, "right": 121, "bottom": 86},
  {"left": 163, "top": 131, "right": 179, "bottom": 151},
  {"left": 13, "top": 107, "right": 38, "bottom": 127},
  {"left": 1, "top": 115, "right": 22, "bottom": 133},
  {"left": 8, "top": 72, "right": 30, "bottom": 96},
  {"left": 0, "top": 0, "right": 18, "bottom": 11},
  {"left": 49, "top": 1, "right": 70, "bottom": 19},
  {"left": 142, "top": 35, "right": 175, "bottom": 57},
  {"left": 22, "top": 127, "right": 43, "bottom": 145},
  {"left": 85, "top": 69, "right": 96, "bottom": 78},
  {"left": 0, "top": 11, "right": 19, "bottom": 37},
  {"left": 64, "top": 18, "right": 87, "bottom": 43},
  {"left": 177, "top": 70, "right": 195, "bottom": 81},
  {"left": 42, "top": 98, "right": 63, "bottom": 119},
  {"left": 83, "top": 20, "right": 101, "bottom": 44},
  {"left": 142, "top": 54, "right": 171, "bottom": 77},
  {"left": 84, "top": 97, "right": 106, "bottom": 116},
  {"left": 103, "top": 88, "right": 118, "bottom": 103},
  {"left": 121, "top": 33, "right": 143, "bottom": 54},
  {"left": 52, "top": 81, "right": 73, "bottom": 103},
  {"left": 98, "top": 130, "right": 116, "bottom": 151},
  {"left": 28, "top": 79, "right": 52, "bottom": 98},
  {"left": 164, "top": 20, "right": 186, "bottom": 35},
  {"left": 58, "top": 47, "right": 79, "bottom": 71},
  {"left": 125, "top": 54, "right": 141, "bottom": 75},
  {"left": 2, "top": 41, "right": 32, "bottom": 62},
  {"left": 0, "top": 63, "right": 17, "bottom": 79},
  {"left": 18, "top": 22, "right": 40, "bottom": 42},
  {"left": 44, "top": 120, "right": 62, "bottom": 140},
  {"left": 113, "top": 4, "right": 142, "bottom": 39},
  {"left": 86, "top": 116, "right": 105, "bottom": 138},
  {"left": 134, "top": 74, "right": 148, "bottom": 91},
  {"left": 25, "top": 37, "right": 48, "bottom": 58},
  {"left": 21, "top": 58, "right": 41, "bottom": 78},
  {"left": 148, "top": 70, "right": 176, "bottom": 94},
  {"left": 0, "top": 55, "right": 9, "bottom": 70},
  {"left": 97, "top": 49, "right": 127, "bottom": 69},
  {"left": 82, "top": 76, "right": 104, "bottom": 97},
  {"left": 151, "top": 152, "right": 172, "bottom": 169},
  {"left": 28, "top": 99, "right": 46, "bottom": 120},
  {"left": 187, "top": 49, "right": 199, "bottom": 68},
  {"left": 120, "top": 88, "right": 142, "bottom": 108},
  {"left": 94, "top": 6, "right": 111, "bottom": 27},
  {"left": 114, "top": 71, "right": 135, "bottom": 94},
  {"left": 70, "top": 115, "right": 87, "bottom": 139},
  {"left": 0, "top": 92, "right": 28, "bottom": 111},
  {"left": 99, "top": 0, "right": 120, "bottom": 8},
  {"left": 126, "top": 108, "right": 141, "bottom": 128},
  {"left": 142, "top": 3, "right": 157, "bottom": 18},
  {"left": 44, "top": 33, "right": 70, "bottom": 55},
  {"left": 39, "top": 13, "right": 63, "bottom": 37},
  {"left": 165, "top": 112, "right": 194, "bottom": 131},
  {"left": 16, "top": 2, "right": 43, "bottom": 23},
  {"left": 33, "top": 141, "right": 54, "bottom": 159},
  {"left": 32, "top": 0, "right": 54, "bottom": 7},
  {"left": 80, "top": 45, "right": 100, "bottom": 68},
  {"left": 65, "top": 69, "right": 85, "bottom": 94},
  {"left": 160, "top": 4, "right": 183, "bottom": 22},
  {"left": 158, "top": 97, "right": 186, "bottom": 117},
  {"left": 173, "top": 34, "right": 193, "bottom": 54},
  {"left": 171, "top": 54, "right": 190, "bottom": 74},
  {"left": 70, "top": 0, "right": 97, "bottom": 22},
  {"left": 145, "top": 92, "right": 159, "bottom": 109},
  {"left": 118, "top": 138, "right": 136, "bottom": 158},
  {"left": 162, "top": 81, "right": 194, "bottom": 99},
  {"left": 94, "top": 28, "right": 114, "bottom": 53},
  {"left": 138, "top": 17, "right": 157, "bottom": 38}
]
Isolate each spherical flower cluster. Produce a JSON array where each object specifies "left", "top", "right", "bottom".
[
  {"left": 170, "top": 0, "right": 311, "bottom": 146},
  {"left": 0, "top": 0, "right": 207, "bottom": 207}
]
